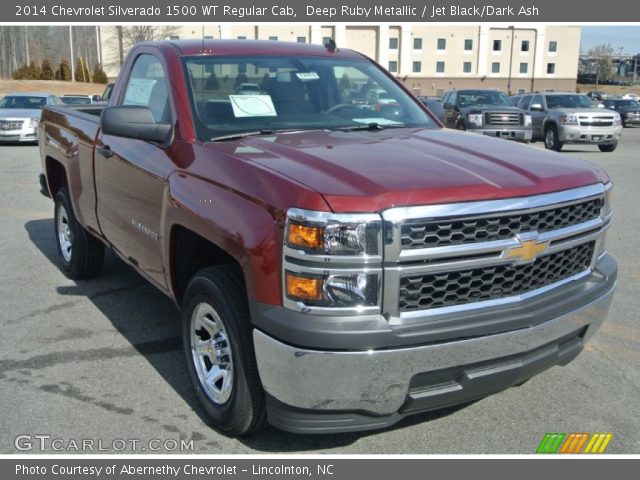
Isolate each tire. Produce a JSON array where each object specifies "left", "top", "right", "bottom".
[
  {"left": 54, "top": 187, "right": 104, "bottom": 279},
  {"left": 182, "top": 265, "right": 266, "bottom": 436},
  {"left": 544, "top": 125, "right": 563, "bottom": 151},
  {"left": 598, "top": 143, "right": 618, "bottom": 152}
]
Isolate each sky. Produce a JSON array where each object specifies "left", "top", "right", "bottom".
[{"left": 580, "top": 26, "right": 640, "bottom": 55}]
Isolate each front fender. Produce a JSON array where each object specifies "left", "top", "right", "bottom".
[{"left": 163, "top": 172, "right": 282, "bottom": 306}]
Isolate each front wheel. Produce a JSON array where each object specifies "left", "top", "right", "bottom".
[
  {"left": 598, "top": 143, "right": 618, "bottom": 152},
  {"left": 182, "top": 265, "right": 266, "bottom": 436},
  {"left": 54, "top": 187, "right": 104, "bottom": 279},
  {"left": 544, "top": 125, "right": 563, "bottom": 151}
]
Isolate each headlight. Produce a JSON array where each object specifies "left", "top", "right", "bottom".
[
  {"left": 524, "top": 114, "right": 532, "bottom": 127},
  {"left": 614, "top": 115, "right": 622, "bottom": 126},
  {"left": 284, "top": 208, "right": 382, "bottom": 312},
  {"left": 286, "top": 209, "right": 380, "bottom": 256},
  {"left": 467, "top": 113, "right": 483, "bottom": 126},
  {"left": 30, "top": 117, "right": 39, "bottom": 128},
  {"left": 560, "top": 114, "right": 578, "bottom": 125}
]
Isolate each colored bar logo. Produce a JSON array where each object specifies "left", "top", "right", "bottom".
[{"left": 537, "top": 433, "right": 613, "bottom": 454}]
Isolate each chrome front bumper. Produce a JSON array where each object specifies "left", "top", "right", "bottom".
[
  {"left": 558, "top": 125, "right": 622, "bottom": 143},
  {"left": 254, "top": 265, "right": 615, "bottom": 418},
  {"left": 472, "top": 128, "right": 532, "bottom": 141}
]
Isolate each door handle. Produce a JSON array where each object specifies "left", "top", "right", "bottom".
[{"left": 96, "top": 145, "right": 112, "bottom": 158}]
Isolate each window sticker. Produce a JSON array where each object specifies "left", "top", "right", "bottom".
[
  {"left": 352, "top": 117, "right": 403, "bottom": 126},
  {"left": 123, "top": 78, "right": 157, "bottom": 106},
  {"left": 295, "top": 72, "right": 320, "bottom": 81},
  {"left": 229, "top": 95, "right": 277, "bottom": 117}
]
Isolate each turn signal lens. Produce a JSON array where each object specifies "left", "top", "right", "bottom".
[
  {"left": 286, "top": 273, "right": 323, "bottom": 301},
  {"left": 287, "top": 223, "right": 324, "bottom": 250}
]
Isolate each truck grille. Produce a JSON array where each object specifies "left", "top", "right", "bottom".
[
  {"left": 579, "top": 116, "right": 614, "bottom": 127},
  {"left": 398, "top": 242, "right": 595, "bottom": 313},
  {"left": 0, "top": 120, "right": 24, "bottom": 130},
  {"left": 401, "top": 197, "right": 602, "bottom": 249},
  {"left": 485, "top": 112, "right": 521, "bottom": 126}
]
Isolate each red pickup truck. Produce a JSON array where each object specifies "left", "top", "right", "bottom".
[{"left": 39, "top": 40, "right": 616, "bottom": 435}]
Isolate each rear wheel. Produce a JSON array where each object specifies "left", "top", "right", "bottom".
[
  {"left": 54, "top": 187, "right": 104, "bottom": 279},
  {"left": 544, "top": 125, "right": 563, "bottom": 151},
  {"left": 598, "top": 143, "right": 618, "bottom": 152},
  {"left": 182, "top": 265, "right": 266, "bottom": 436}
]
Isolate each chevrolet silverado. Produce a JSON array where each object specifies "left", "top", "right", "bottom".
[{"left": 39, "top": 40, "right": 617, "bottom": 435}]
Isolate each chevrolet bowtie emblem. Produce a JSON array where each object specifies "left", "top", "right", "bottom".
[{"left": 505, "top": 238, "right": 549, "bottom": 263}]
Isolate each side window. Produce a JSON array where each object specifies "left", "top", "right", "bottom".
[
  {"left": 449, "top": 91, "right": 457, "bottom": 105},
  {"left": 520, "top": 95, "right": 532, "bottom": 110},
  {"left": 123, "top": 54, "right": 171, "bottom": 124},
  {"left": 532, "top": 94, "right": 543, "bottom": 108}
]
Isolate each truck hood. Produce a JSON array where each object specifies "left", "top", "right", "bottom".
[
  {"left": 460, "top": 105, "right": 522, "bottom": 114},
  {"left": 215, "top": 127, "right": 608, "bottom": 212},
  {"left": 0, "top": 109, "right": 41, "bottom": 119},
  {"left": 552, "top": 108, "right": 617, "bottom": 116}
]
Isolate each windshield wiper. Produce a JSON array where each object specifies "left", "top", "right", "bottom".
[
  {"left": 337, "top": 122, "right": 406, "bottom": 132},
  {"left": 210, "top": 129, "right": 275, "bottom": 142}
]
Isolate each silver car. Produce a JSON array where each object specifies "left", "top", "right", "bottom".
[{"left": 0, "top": 93, "right": 62, "bottom": 144}]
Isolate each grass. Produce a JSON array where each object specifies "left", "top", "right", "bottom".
[{"left": 0, "top": 79, "right": 107, "bottom": 97}]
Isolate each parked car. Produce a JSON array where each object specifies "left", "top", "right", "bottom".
[
  {"left": 234, "top": 83, "right": 265, "bottom": 95},
  {"left": 60, "top": 95, "right": 94, "bottom": 105},
  {"left": 340, "top": 88, "right": 370, "bottom": 108},
  {"left": 441, "top": 89, "right": 532, "bottom": 142},
  {"left": 418, "top": 96, "right": 445, "bottom": 123},
  {"left": 0, "top": 93, "right": 61, "bottom": 143},
  {"left": 39, "top": 39, "right": 616, "bottom": 436},
  {"left": 366, "top": 88, "right": 397, "bottom": 109},
  {"left": 602, "top": 99, "right": 640, "bottom": 127},
  {"left": 621, "top": 93, "right": 639, "bottom": 101},
  {"left": 586, "top": 91, "right": 607, "bottom": 101},
  {"left": 515, "top": 92, "right": 623, "bottom": 151}
]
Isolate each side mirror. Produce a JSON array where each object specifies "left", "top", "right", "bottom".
[
  {"left": 101, "top": 106, "right": 171, "bottom": 143},
  {"left": 530, "top": 103, "right": 543, "bottom": 111}
]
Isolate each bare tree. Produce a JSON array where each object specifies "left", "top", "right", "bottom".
[
  {"left": 105, "top": 26, "right": 180, "bottom": 70},
  {"left": 588, "top": 43, "right": 615, "bottom": 88}
]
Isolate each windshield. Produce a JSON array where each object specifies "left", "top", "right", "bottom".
[
  {"left": 605, "top": 100, "right": 638, "bottom": 109},
  {"left": 0, "top": 96, "right": 47, "bottom": 109},
  {"left": 457, "top": 91, "right": 511, "bottom": 107},
  {"left": 183, "top": 55, "right": 438, "bottom": 141},
  {"left": 61, "top": 97, "right": 91, "bottom": 105},
  {"left": 545, "top": 94, "right": 594, "bottom": 109}
]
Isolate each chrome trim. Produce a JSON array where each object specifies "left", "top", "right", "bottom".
[
  {"left": 382, "top": 183, "right": 605, "bottom": 262},
  {"left": 393, "top": 270, "right": 591, "bottom": 325},
  {"left": 287, "top": 208, "right": 382, "bottom": 226},
  {"left": 284, "top": 246, "right": 382, "bottom": 265},
  {"left": 254, "top": 284, "right": 615, "bottom": 414}
]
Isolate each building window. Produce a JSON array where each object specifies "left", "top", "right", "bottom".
[
  {"left": 520, "top": 62, "right": 528, "bottom": 74},
  {"left": 464, "top": 39, "right": 473, "bottom": 51},
  {"left": 237, "top": 36, "right": 246, "bottom": 40},
  {"left": 322, "top": 36, "right": 332, "bottom": 46},
  {"left": 436, "top": 61, "right": 445, "bottom": 73},
  {"left": 296, "top": 36, "right": 306, "bottom": 43},
  {"left": 169, "top": 35, "right": 179, "bottom": 40},
  {"left": 547, "top": 63, "right": 556, "bottom": 74},
  {"left": 549, "top": 41, "right": 557, "bottom": 53},
  {"left": 268, "top": 36, "right": 278, "bottom": 41},
  {"left": 204, "top": 36, "right": 213, "bottom": 39},
  {"left": 388, "top": 61, "right": 398, "bottom": 73},
  {"left": 521, "top": 40, "right": 530, "bottom": 52},
  {"left": 463, "top": 62, "right": 472, "bottom": 73},
  {"left": 389, "top": 37, "right": 399, "bottom": 49},
  {"left": 413, "top": 38, "right": 422, "bottom": 50},
  {"left": 492, "top": 62, "right": 500, "bottom": 73},
  {"left": 437, "top": 38, "right": 446, "bottom": 50},
  {"left": 412, "top": 61, "right": 422, "bottom": 73},
  {"left": 493, "top": 39, "right": 502, "bottom": 51}
]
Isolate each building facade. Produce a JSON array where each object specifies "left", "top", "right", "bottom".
[{"left": 100, "top": 24, "right": 580, "bottom": 94}]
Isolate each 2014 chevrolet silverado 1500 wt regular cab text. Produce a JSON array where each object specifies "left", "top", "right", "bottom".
[{"left": 38, "top": 40, "right": 617, "bottom": 436}]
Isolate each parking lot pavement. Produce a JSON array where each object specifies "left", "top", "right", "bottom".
[{"left": 0, "top": 131, "right": 639, "bottom": 455}]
